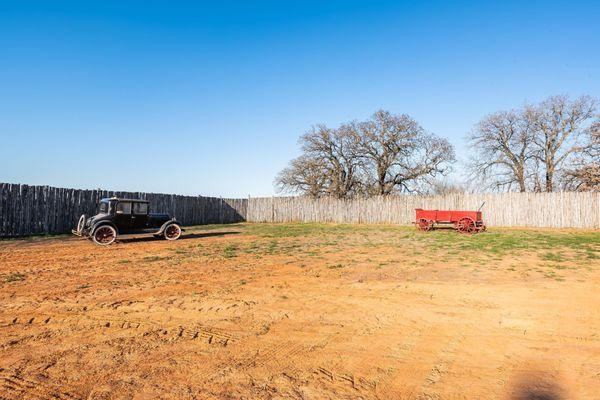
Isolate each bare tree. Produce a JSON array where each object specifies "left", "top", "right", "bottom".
[
  {"left": 528, "top": 95, "right": 597, "bottom": 192},
  {"left": 353, "top": 110, "right": 455, "bottom": 195},
  {"left": 563, "top": 120, "right": 600, "bottom": 191},
  {"left": 275, "top": 155, "right": 329, "bottom": 197},
  {"left": 429, "top": 180, "right": 467, "bottom": 195},
  {"left": 564, "top": 164, "right": 600, "bottom": 191},
  {"left": 468, "top": 95, "right": 598, "bottom": 193},
  {"left": 276, "top": 124, "right": 362, "bottom": 198},
  {"left": 467, "top": 109, "right": 536, "bottom": 192}
]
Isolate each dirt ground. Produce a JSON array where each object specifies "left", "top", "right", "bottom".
[{"left": 1, "top": 223, "right": 599, "bottom": 400}]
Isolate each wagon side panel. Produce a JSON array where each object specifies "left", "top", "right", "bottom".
[
  {"left": 436, "top": 210, "right": 453, "bottom": 222},
  {"left": 415, "top": 209, "right": 437, "bottom": 221}
]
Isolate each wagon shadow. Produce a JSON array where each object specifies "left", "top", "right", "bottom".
[{"left": 118, "top": 231, "right": 241, "bottom": 243}]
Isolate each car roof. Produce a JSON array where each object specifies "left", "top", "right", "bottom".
[{"left": 100, "top": 197, "right": 149, "bottom": 203}]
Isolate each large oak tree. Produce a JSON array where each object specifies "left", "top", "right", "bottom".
[
  {"left": 276, "top": 111, "right": 455, "bottom": 197},
  {"left": 353, "top": 110, "right": 455, "bottom": 195}
]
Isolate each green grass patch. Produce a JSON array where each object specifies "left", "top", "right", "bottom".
[
  {"left": 242, "top": 223, "right": 597, "bottom": 260},
  {"left": 223, "top": 244, "right": 238, "bottom": 258},
  {"left": 542, "top": 252, "right": 566, "bottom": 262},
  {"left": 244, "top": 222, "right": 404, "bottom": 238},
  {"left": 106, "top": 223, "right": 598, "bottom": 273},
  {"left": 142, "top": 255, "right": 169, "bottom": 262},
  {"left": 586, "top": 249, "right": 599, "bottom": 260},
  {"left": 174, "top": 248, "right": 189, "bottom": 254},
  {"left": 4, "top": 272, "right": 25, "bottom": 282}
]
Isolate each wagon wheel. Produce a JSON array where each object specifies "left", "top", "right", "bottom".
[
  {"left": 457, "top": 218, "right": 475, "bottom": 234},
  {"left": 417, "top": 218, "right": 433, "bottom": 231},
  {"left": 93, "top": 225, "right": 117, "bottom": 245},
  {"left": 164, "top": 223, "right": 182, "bottom": 241}
]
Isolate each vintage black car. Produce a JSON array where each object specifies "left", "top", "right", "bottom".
[{"left": 73, "top": 197, "right": 183, "bottom": 245}]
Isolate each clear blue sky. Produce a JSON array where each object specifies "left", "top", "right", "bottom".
[{"left": 1, "top": 1, "right": 598, "bottom": 197}]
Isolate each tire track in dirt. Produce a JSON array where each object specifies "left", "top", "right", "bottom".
[
  {"left": 314, "top": 347, "right": 374, "bottom": 392},
  {"left": 187, "top": 342, "right": 304, "bottom": 384},
  {"left": 0, "top": 369, "right": 80, "bottom": 400},
  {"left": 1, "top": 294, "right": 257, "bottom": 321},
  {"left": 418, "top": 333, "right": 466, "bottom": 400},
  {"left": 373, "top": 325, "right": 452, "bottom": 399},
  {"left": 1, "top": 314, "right": 238, "bottom": 349},
  {"left": 188, "top": 333, "right": 333, "bottom": 389},
  {"left": 312, "top": 329, "right": 408, "bottom": 396},
  {"left": 314, "top": 365, "right": 378, "bottom": 394},
  {"left": 0, "top": 316, "right": 240, "bottom": 398},
  {"left": 237, "top": 336, "right": 324, "bottom": 374},
  {"left": 308, "top": 303, "right": 443, "bottom": 397}
]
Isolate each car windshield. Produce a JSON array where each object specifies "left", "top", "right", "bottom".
[{"left": 99, "top": 201, "right": 109, "bottom": 214}]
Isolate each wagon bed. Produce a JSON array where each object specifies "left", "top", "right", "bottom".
[{"left": 415, "top": 208, "right": 486, "bottom": 234}]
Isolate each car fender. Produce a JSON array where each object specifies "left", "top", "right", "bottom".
[
  {"left": 91, "top": 221, "right": 119, "bottom": 236},
  {"left": 157, "top": 219, "right": 183, "bottom": 235}
]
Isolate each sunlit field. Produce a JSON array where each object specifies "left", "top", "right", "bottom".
[{"left": 1, "top": 223, "right": 599, "bottom": 399}]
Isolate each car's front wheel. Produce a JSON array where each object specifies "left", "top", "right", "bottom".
[
  {"left": 93, "top": 225, "right": 117, "bottom": 245},
  {"left": 164, "top": 224, "right": 182, "bottom": 241}
]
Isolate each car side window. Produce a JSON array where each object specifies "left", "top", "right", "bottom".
[
  {"left": 133, "top": 202, "right": 148, "bottom": 215},
  {"left": 116, "top": 202, "right": 132, "bottom": 214}
]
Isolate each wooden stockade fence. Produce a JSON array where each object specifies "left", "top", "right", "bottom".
[
  {"left": 246, "top": 192, "right": 600, "bottom": 229},
  {"left": 0, "top": 183, "right": 247, "bottom": 237},
  {"left": 1, "top": 183, "right": 599, "bottom": 237}
]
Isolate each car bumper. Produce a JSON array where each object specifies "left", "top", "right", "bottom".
[{"left": 72, "top": 228, "right": 91, "bottom": 237}]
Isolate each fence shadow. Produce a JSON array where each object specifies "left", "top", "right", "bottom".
[{"left": 202, "top": 199, "right": 247, "bottom": 225}]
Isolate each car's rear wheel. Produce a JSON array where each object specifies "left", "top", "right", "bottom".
[
  {"left": 93, "top": 225, "right": 117, "bottom": 245},
  {"left": 164, "top": 224, "right": 182, "bottom": 241}
]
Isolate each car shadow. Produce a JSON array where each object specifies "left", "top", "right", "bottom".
[{"left": 117, "top": 231, "right": 241, "bottom": 243}]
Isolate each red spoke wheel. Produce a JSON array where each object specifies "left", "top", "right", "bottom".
[
  {"left": 457, "top": 218, "right": 475, "bottom": 234},
  {"left": 164, "top": 224, "right": 182, "bottom": 241},
  {"left": 417, "top": 218, "right": 433, "bottom": 231},
  {"left": 93, "top": 225, "right": 116, "bottom": 245}
]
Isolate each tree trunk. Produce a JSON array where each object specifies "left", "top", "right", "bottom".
[
  {"left": 545, "top": 168, "right": 554, "bottom": 192},
  {"left": 517, "top": 167, "right": 526, "bottom": 192}
]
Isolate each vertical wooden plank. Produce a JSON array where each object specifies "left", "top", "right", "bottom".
[{"left": 0, "top": 183, "right": 5, "bottom": 236}]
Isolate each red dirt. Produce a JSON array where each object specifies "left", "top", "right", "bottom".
[{"left": 0, "top": 225, "right": 599, "bottom": 399}]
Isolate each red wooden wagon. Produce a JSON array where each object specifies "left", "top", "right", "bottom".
[{"left": 415, "top": 204, "right": 486, "bottom": 234}]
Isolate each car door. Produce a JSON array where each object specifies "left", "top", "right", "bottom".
[
  {"left": 115, "top": 201, "right": 134, "bottom": 233},
  {"left": 132, "top": 202, "right": 149, "bottom": 230}
]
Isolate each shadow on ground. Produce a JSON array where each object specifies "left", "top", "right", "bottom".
[
  {"left": 118, "top": 231, "right": 241, "bottom": 243},
  {"left": 508, "top": 370, "right": 567, "bottom": 400}
]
